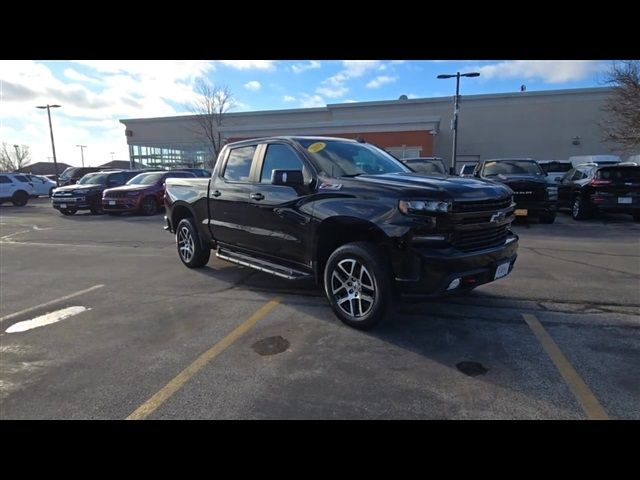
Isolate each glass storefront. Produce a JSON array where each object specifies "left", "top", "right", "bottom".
[{"left": 129, "top": 143, "right": 213, "bottom": 169}]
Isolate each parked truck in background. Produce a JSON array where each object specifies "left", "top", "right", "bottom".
[{"left": 164, "top": 136, "right": 519, "bottom": 330}]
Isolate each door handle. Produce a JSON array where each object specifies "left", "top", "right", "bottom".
[
  {"left": 250, "top": 193, "right": 265, "bottom": 201},
  {"left": 212, "top": 190, "right": 221, "bottom": 197}
]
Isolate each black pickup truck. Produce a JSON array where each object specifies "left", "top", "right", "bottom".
[{"left": 165, "top": 137, "right": 519, "bottom": 330}]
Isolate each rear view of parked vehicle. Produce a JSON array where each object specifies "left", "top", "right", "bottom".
[
  {"left": 558, "top": 164, "right": 640, "bottom": 221},
  {"left": 538, "top": 160, "right": 572, "bottom": 183},
  {"left": 0, "top": 173, "right": 36, "bottom": 206},
  {"left": 102, "top": 170, "right": 196, "bottom": 215}
]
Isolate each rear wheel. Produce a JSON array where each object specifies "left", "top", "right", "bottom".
[
  {"left": 11, "top": 191, "right": 28, "bottom": 206},
  {"left": 176, "top": 217, "right": 210, "bottom": 268},
  {"left": 48, "top": 187, "right": 54, "bottom": 197},
  {"left": 323, "top": 242, "right": 392, "bottom": 330},
  {"left": 571, "top": 197, "right": 591, "bottom": 220},
  {"left": 141, "top": 196, "right": 159, "bottom": 216}
]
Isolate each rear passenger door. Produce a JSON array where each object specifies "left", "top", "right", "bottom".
[
  {"left": 242, "top": 142, "right": 314, "bottom": 266},
  {"left": 208, "top": 144, "right": 261, "bottom": 249},
  {"left": 0, "top": 175, "right": 13, "bottom": 199}
]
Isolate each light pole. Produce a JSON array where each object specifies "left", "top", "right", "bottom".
[
  {"left": 110, "top": 152, "right": 115, "bottom": 162},
  {"left": 36, "top": 104, "right": 61, "bottom": 186},
  {"left": 76, "top": 145, "right": 87, "bottom": 168},
  {"left": 13, "top": 145, "right": 20, "bottom": 171},
  {"left": 437, "top": 72, "right": 480, "bottom": 174}
]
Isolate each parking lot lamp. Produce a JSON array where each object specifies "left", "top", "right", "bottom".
[{"left": 36, "top": 104, "right": 61, "bottom": 186}]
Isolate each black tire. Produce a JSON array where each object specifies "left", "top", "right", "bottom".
[
  {"left": 176, "top": 217, "right": 211, "bottom": 268},
  {"left": 60, "top": 208, "right": 77, "bottom": 216},
  {"left": 90, "top": 202, "right": 103, "bottom": 215},
  {"left": 11, "top": 190, "right": 28, "bottom": 207},
  {"left": 633, "top": 213, "right": 640, "bottom": 222},
  {"left": 539, "top": 212, "right": 556, "bottom": 224},
  {"left": 48, "top": 187, "right": 54, "bottom": 197},
  {"left": 140, "top": 196, "right": 159, "bottom": 216},
  {"left": 323, "top": 241, "right": 392, "bottom": 330},
  {"left": 107, "top": 212, "right": 122, "bottom": 216},
  {"left": 571, "top": 197, "right": 591, "bottom": 220}
]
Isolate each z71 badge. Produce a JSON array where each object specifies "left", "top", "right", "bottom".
[{"left": 319, "top": 183, "right": 343, "bottom": 190}]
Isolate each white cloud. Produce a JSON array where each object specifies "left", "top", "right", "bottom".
[
  {"left": 219, "top": 60, "right": 276, "bottom": 71},
  {"left": 63, "top": 68, "right": 99, "bottom": 83},
  {"left": 283, "top": 95, "right": 296, "bottom": 102},
  {"left": 315, "top": 86, "right": 348, "bottom": 98},
  {"left": 244, "top": 81, "right": 262, "bottom": 91},
  {"left": 291, "top": 61, "right": 321, "bottom": 74},
  {"left": 366, "top": 75, "right": 398, "bottom": 88},
  {"left": 343, "top": 99, "right": 358, "bottom": 103},
  {"left": 475, "top": 60, "right": 605, "bottom": 83},
  {"left": 299, "top": 94, "right": 325, "bottom": 108},
  {"left": 324, "top": 60, "right": 382, "bottom": 87}
]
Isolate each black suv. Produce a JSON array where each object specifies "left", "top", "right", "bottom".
[
  {"left": 558, "top": 163, "right": 640, "bottom": 220},
  {"left": 474, "top": 158, "right": 557, "bottom": 223},
  {"left": 51, "top": 170, "right": 141, "bottom": 215},
  {"left": 57, "top": 167, "right": 102, "bottom": 186}
]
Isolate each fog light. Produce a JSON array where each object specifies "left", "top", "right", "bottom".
[{"left": 447, "top": 278, "right": 461, "bottom": 290}]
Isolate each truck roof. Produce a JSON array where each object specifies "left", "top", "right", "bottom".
[{"left": 225, "top": 136, "right": 359, "bottom": 148}]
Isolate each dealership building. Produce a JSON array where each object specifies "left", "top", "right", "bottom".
[{"left": 120, "top": 86, "right": 617, "bottom": 173}]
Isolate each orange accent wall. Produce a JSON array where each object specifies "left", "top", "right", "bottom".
[{"left": 227, "top": 130, "right": 434, "bottom": 156}]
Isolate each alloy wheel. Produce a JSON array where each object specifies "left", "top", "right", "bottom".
[
  {"left": 178, "top": 226, "right": 195, "bottom": 263},
  {"left": 330, "top": 258, "right": 376, "bottom": 319}
]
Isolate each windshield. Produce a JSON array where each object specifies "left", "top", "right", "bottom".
[
  {"left": 78, "top": 173, "right": 109, "bottom": 185},
  {"left": 597, "top": 167, "right": 640, "bottom": 181},
  {"left": 296, "top": 139, "right": 410, "bottom": 177},
  {"left": 483, "top": 160, "right": 544, "bottom": 176},
  {"left": 59, "top": 168, "right": 76, "bottom": 180},
  {"left": 127, "top": 172, "right": 164, "bottom": 185},
  {"left": 541, "top": 162, "right": 571, "bottom": 173},
  {"left": 404, "top": 159, "right": 446, "bottom": 174}
]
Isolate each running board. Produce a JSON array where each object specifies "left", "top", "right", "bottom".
[{"left": 216, "top": 248, "right": 311, "bottom": 280}]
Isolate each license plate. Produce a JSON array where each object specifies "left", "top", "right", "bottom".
[
  {"left": 60, "top": 203, "right": 67, "bottom": 208},
  {"left": 109, "top": 200, "right": 116, "bottom": 205},
  {"left": 514, "top": 209, "right": 528, "bottom": 216},
  {"left": 494, "top": 262, "right": 510, "bottom": 280},
  {"left": 618, "top": 197, "right": 632, "bottom": 204}
]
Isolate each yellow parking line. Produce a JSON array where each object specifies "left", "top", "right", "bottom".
[
  {"left": 127, "top": 297, "right": 282, "bottom": 420},
  {"left": 522, "top": 313, "right": 609, "bottom": 420}
]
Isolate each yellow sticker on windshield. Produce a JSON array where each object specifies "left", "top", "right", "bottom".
[
  {"left": 485, "top": 161, "right": 496, "bottom": 167},
  {"left": 308, "top": 142, "right": 326, "bottom": 153}
]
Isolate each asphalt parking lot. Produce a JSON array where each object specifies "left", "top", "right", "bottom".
[{"left": 1, "top": 198, "right": 639, "bottom": 419}]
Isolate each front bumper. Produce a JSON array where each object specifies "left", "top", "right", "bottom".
[
  {"left": 102, "top": 197, "right": 142, "bottom": 212},
  {"left": 513, "top": 200, "right": 556, "bottom": 217},
  {"left": 52, "top": 196, "right": 93, "bottom": 210},
  {"left": 395, "top": 234, "right": 519, "bottom": 299}
]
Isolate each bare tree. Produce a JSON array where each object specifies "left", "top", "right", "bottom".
[
  {"left": 600, "top": 60, "right": 640, "bottom": 154},
  {"left": 189, "top": 79, "right": 235, "bottom": 169},
  {"left": 0, "top": 143, "right": 31, "bottom": 171}
]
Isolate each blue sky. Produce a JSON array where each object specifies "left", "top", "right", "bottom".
[{"left": 1, "top": 60, "right": 610, "bottom": 167}]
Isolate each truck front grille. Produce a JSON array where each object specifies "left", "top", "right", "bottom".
[
  {"left": 452, "top": 197, "right": 512, "bottom": 213},
  {"left": 452, "top": 224, "right": 510, "bottom": 252}
]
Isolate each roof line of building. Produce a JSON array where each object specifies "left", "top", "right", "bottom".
[{"left": 120, "top": 86, "right": 613, "bottom": 124}]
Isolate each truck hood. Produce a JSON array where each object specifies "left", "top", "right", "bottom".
[
  {"left": 104, "top": 185, "right": 154, "bottom": 194},
  {"left": 484, "top": 174, "right": 551, "bottom": 187},
  {"left": 344, "top": 172, "right": 512, "bottom": 201},
  {"left": 54, "top": 183, "right": 103, "bottom": 192}
]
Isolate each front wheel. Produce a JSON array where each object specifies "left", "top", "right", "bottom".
[
  {"left": 633, "top": 213, "right": 640, "bottom": 222},
  {"left": 571, "top": 197, "right": 591, "bottom": 220},
  {"left": 60, "top": 208, "right": 77, "bottom": 216},
  {"left": 323, "top": 242, "right": 392, "bottom": 330},
  {"left": 176, "top": 217, "right": 210, "bottom": 268},
  {"left": 140, "top": 196, "right": 159, "bottom": 216},
  {"left": 12, "top": 191, "right": 28, "bottom": 206},
  {"left": 539, "top": 212, "right": 556, "bottom": 224}
]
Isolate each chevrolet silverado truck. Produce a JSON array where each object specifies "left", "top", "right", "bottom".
[{"left": 164, "top": 137, "right": 519, "bottom": 330}]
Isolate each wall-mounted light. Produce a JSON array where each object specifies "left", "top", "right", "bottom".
[{"left": 572, "top": 136, "right": 581, "bottom": 145}]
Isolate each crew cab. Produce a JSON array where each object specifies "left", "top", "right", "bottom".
[
  {"left": 51, "top": 170, "right": 141, "bottom": 215},
  {"left": 473, "top": 158, "right": 557, "bottom": 223},
  {"left": 102, "top": 170, "right": 196, "bottom": 216},
  {"left": 164, "top": 137, "right": 519, "bottom": 330},
  {"left": 558, "top": 163, "right": 640, "bottom": 220}
]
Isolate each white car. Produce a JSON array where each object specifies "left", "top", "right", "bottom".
[
  {"left": 26, "top": 174, "right": 57, "bottom": 197},
  {"left": 0, "top": 172, "right": 36, "bottom": 206}
]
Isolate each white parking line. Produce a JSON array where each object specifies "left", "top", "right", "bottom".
[
  {"left": 0, "top": 284, "right": 104, "bottom": 324},
  {"left": 5, "top": 306, "right": 90, "bottom": 333}
]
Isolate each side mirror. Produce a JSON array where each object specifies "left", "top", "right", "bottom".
[{"left": 272, "top": 169, "right": 304, "bottom": 187}]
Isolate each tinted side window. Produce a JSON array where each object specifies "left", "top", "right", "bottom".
[
  {"left": 123, "top": 171, "right": 141, "bottom": 182},
  {"left": 15, "top": 175, "right": 30, "bottom": 182},
  {"left": 223, "top": 146, "right": 256, "bottom": 182},
  {"left": 166, "top": 172, "right": 195, "bottom": 179},
  {"left": 260, "top": 144, "right": 304, "bottom": 183},
  {"left": 0, "top": 175, "right": 11, "bottom": 184}
]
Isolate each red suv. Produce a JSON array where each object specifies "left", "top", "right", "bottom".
[{"left": 102, "top": 171, "right": 196, "bottom": 215}]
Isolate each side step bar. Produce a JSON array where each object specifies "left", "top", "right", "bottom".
[{"left": 216, "top": 248, "right": 311, "bottom": 280}]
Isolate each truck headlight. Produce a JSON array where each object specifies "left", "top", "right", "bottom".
[{"left": 399, "top": 200, "right": 451, "bottom": 214}]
